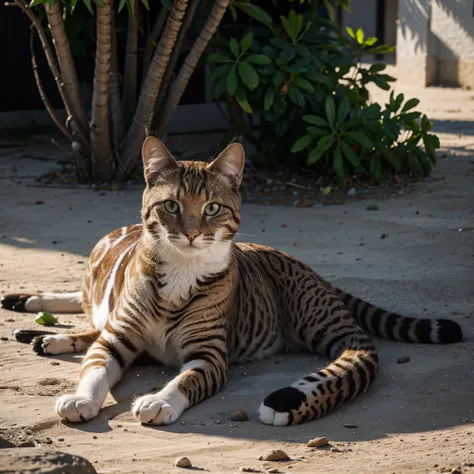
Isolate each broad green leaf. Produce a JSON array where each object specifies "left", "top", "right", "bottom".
[
  {"left": 379, "top": 146, "right": 401, "bottom": 171},
  {"left": 307, "top": 147, "right": 324, "bottom": 165},
  {"left": 418, "top": 152, "right": 433, "bottom": 176},
  {"left": 270, "top": 38, "right": 289, "bottom": 49},
  {"left": 367, "top": 204, "right": 379, "bottom": 211},
  {"left": 230, "top": 38, "right": 240, "bottom": 57},
  {"left": 226, "top": 67, "right": 238, "bottom": 95},
  {"left": 322, "top": 0, "right": 334, "bottom": 19},
  {"left": 291, "top": 134, "right": 313, "bottom": 153},
  {"left": 264, "top": 87, "right": 275, "bottom": 111},
  {"left": 207, "top": 53, "right": 233, "bottom": 63},
  {"left": 325, "top": 96, "right": 336, "bottom": 126},
  {"left": 364, "top": 37, "right": 377, "bottom": 46},
  {"left": 209, "top": 64, "right": 232, "bottom": 81},
  {"left": 241, "top": 32, "right": 253, "bottom": 53},
  {"left": 401, "top": 98, "right": 420, "bottom": 112},
  {"left": 346, "top": 26, "right": 355, "bottom": 38},
  {"left": 82, "top": 0, "right": 93, "bottom": 13},
  {"left": 355, "top": 28, "right": 365, "bottom": 44},
  {"left": 70, "top": 0, "right": 77, "bottom": 12},
  {"left": 238, "top": 61, "right": 259, "bottom": 90},
  {"left": 272, "top": 71, "right": 285, "bottom": 88},
  {"left": 306, "top": 126, "right": 326, "bottom": 136},
  {"left": 316, "top": 134, "right": 335, "bottom": 154},
  {"left": 29, "top": 0, "right": 47, "bottom": 6},
  {"left": 367, "top": 44, "right": 396, "bottom": 54},
  {"left": 35, "top": 311, "right": 58, "bottom": 326},
  {"left": 303, "top": 115, "right": 329, "bottom": 127},
  {"left": 234, "top": 2, "right": 273, "bottom": 26},
  {"left": 279, "top": 48, "right": 295, "bottom": 62},
  {"left": 229, "top": 4, "right": 238, "bottom": 21},
  {"left": 281, "top": 15, "right": 294, "bottom": 40},
  {"left": 160, "top": 0, "right": 171, "bottom": 7},
  {"left": 345, "top": 131, "right": 373, "bottom": 148},
  {"left": 141, "top": 0, "right": 149, "bottom": 9},
  {"left": 369, "top": 63, "right": 386, "bottom": 73},
  {"left": 235, "top": 91, "right": 253, "bottom": 113},
  {"left": 288, "top": 84, "right": 305, "bottom": 107},
  {"left": 340, "top": 141, "right": 360, "bottom": 167},
  {"left": 292, "top": 76, "right": 314, "bottom": 93},
  {"left": 336, "top": 97, "right": 350, "bottom": 125},
  {"left": 211, "top": 79, "right": 226, "bottom": 100},
  {"left": 333, "top": 147, "right": 345, "bottom": 182},
  {"left": 247, "top": 54, "right": 271, "bottom": 65}
]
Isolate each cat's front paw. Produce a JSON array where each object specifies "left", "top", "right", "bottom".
[
  {"left": 131, "top": 394, "right": 182, "bottom": 425},
  {"left": 55, "top": 394, "right": 99, "bottom": 422}
]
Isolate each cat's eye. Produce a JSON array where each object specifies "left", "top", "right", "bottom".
[
  {"left": 164, "top": 200, "right": 179, "bottom": 214},
  {"left": 204, "top": 202, "right": 220, "bottom": 216}
]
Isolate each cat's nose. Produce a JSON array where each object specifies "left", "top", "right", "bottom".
[{"left": 183, "top": 231, "right": 200, "bottom": 242}]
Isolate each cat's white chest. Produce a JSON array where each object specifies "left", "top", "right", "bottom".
[{"left": 158, "top": 242, "right": 230, "bottom": 305}]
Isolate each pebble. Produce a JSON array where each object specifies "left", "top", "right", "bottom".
[
  {"left": 306, "top": 436, "right": 329, "bottom": 448},
  {"left": 347, "top": 187, "right": 357, "bottom": 196},
  {"left": 257, "top": 449, "right": 290, "bottom": 461},
  {"left": 330, "top": 447, "right": 342, "bottom": 453},
  {"left": 344, "top": 423, "right": 359, "bottom": 429},
  {"left": 397, "top": 356, "right": 410, "bottom": 364},
  {"left": 50, "top": 361, "right": 60, "bottom": 366},
  {"left": 239, "top": 468, "right": 258, "bottom": 472},
  {"left": 230, "top": 410, "right": 249, "bottom": 422},
  {"left": 44, "top": 437, "right": 53, "bottom": 444},
  {"left": 451, "top": 467, "right": 462, "bottom": 474},
  {"left": 57, "top": 437, "right": 64, "bottom": 442},
  {"left": 267, "top": 469, "right": 280, "bottom": 473},
  {"left": 175, "top": 456, "right": 192, "bottom": 468},
  {"left": 0, "top": 337, "right": 9, "bottom": 341}
]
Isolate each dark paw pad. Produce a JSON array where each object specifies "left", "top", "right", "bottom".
[
  {"left": 1, "top": 294, "right": 31, "bottom": 312},
  {"left": 263, "top": 387, "right": 307, "bottom": 413},
  {"left": 32, "top": 335, "right": 48, "bottom": 355}
]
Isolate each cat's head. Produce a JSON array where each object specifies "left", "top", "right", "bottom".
[{"left": 140, "top": 135, "right": 244, "bottom": 259}]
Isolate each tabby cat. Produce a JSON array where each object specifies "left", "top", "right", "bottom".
[{"left": 1, "top": 136, "right": 462, "bottom": 426}]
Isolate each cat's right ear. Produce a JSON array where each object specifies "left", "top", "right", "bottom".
[{"left": 141, "top": 136, "right": 178, "bottom": 186}]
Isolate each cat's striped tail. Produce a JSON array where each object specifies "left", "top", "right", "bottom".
[
  {"left": 335, "top": 288, "right": 463, "bottom": 344},
  {"left": 0, "top": 291, "right": 83, "bottom": 314}
]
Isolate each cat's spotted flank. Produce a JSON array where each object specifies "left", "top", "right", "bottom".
[{"left": 2, "top": 136, "right": 463, "bottom": 426}]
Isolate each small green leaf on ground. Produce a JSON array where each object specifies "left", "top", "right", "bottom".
[
  {"left": 35, "top": 312, "right": 58, "bottom": 326},
  {"left": 322, "top": 186, "right": 332, "bottom": 195},
  {"left": 366, "top": 205, "right": 379, "bottom": 211}
]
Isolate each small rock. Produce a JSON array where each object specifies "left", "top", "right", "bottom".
[
  {"left": 44, "top": 438, "right": 53, "bottom": 445},
  {"left": 306, "top": 437, "right": 329, "bottom": 448},
  {"left": 230, "top": 410, "right": 249, "bottom": 422},
  {"left": 397, "top": 356, "right": 410, "bottom": 364},
  {"left": 92, "top": 436, "right": 98, "bottom": 440},
  {"left": 0, "top": 337, "right": 9, "bottom": 341},
  {"left": 35, "top": 200, "right": 44, "bottom": 205},
  {"left": 347, "top": 187, "right": 356, "bottom": 196},
  {"left": 380, "top": 233, "right": 389, "bottom": 239},
  {"left": 281, "top": 224, "right": 288, "bottom": 228},
  {"left": 330, "top": 447, "right": 342, "bottom": 453},
  {"left": 239, "top": 468, "right": 258, "bottom": 472},
  {"left": 267, "top": 469, "right": 280, "bottom": 473},
  {"left": 51, "top": 361, "right": 60, "bottom": 366},
  {"left": 57, "top": 437, "right": 64, "bottom": 442},
  {"left": 110, "top": 182, "right": 121, "bottom": 191},
  {"left": 451, "top": 467, "right": 462, "bottom": 474},
  {"left": 175, "top": 456, "right": 192, "bottom": 468},
  {"left": 344, "top": 424, "right": 358, "bottom": 429},
  {"left": 257, "top": 449, "right": 290, "bottom": 462}
]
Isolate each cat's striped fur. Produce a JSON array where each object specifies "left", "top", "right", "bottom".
[{"left": 2, "top": 136, "right": 463, "bottom": 426}]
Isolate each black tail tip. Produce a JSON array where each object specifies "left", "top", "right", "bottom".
[
  {"left": 437, "top": 319, "right": 463, "bottom": 343},
  {"left": 1, "top": 294, "right": 29, "bottom": 312}
]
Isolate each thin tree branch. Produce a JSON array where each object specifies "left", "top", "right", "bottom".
[
  {"left": 151, "top": 0, "right": 200, "bottom": 132},
  {"left": 141, "top": 6, "right": 168, "bottom": 83},
  {"left": 90, "top": 0, "right": 113, "bottom": 182},
  {"left": 123, "top": 0, "right": 139, "bottom": 129},
  {"left": 30, "top": 29, "right": 73, "bottom": 142},
  {"left": 157, "top": 0, "right": 230, "bottom": 136},
  {"left": 44, "top": 0, "right": 89, "bottom": 143},
  {"left": 116, "top": 0, "right": 189, "bottom": 182}
]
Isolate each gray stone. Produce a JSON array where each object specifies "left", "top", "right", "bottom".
[{"left": 0, "top": 448, "right": 97, "bottom": 474}]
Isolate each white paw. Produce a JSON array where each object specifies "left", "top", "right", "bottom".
[
  {"left": 55, "top": 394, "right": 100, "bottom": 422},
  {"left": 132, "top": 394, "right": 182, "bottom": 425},
  {"left": 258, "top": 402, "right": 290, "bottom": 426},
  {"left": 33, "top": 335, "right": 74, "bottom": 355}
]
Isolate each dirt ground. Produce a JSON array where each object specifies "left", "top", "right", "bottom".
[{"left": 0, "top": 82, "right": 473, "bottom": 474}]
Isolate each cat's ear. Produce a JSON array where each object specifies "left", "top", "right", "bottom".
[
  {"left": 208, "top": 142, "right": 245, "bottom": 186},
  {"left": 141, "top": 135, "right": 178, "bottom": 186}
]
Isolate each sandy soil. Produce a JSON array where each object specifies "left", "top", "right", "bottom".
[{"left": 0, "top": 83, "right": 473, "bottom": 474}]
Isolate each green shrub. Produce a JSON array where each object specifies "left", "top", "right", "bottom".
[{"left": 207, "top": 7, "right": 439, "bottom": 183}]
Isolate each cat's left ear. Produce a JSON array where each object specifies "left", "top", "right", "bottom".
[
  {"left": 142, "top": 135, "right": 178, "bottom": 186},
  {"left": 208, "top": 142, "right": 245, "bottom": 187}
]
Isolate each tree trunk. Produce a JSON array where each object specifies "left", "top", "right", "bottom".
[
  {"left": 151, "top": 0, "right": 200, "bottom": 132},
  {"left": 157, "top": 0, "right": 230, "bottom": 136},
  {"left": 141, "top": 6, "right": 168, "bottom": 83},
  {"left": 122, "top": 0, "right": 138, "bottom": 129},
  {"left": 44, "top": 1, "right": 89, "bottom": 145},
  {"left": 115, "top": 0, "right": 189, "bottom": 182},
  {"left": 90, "top": 0, "right": 113, "bottom": 182},
  {"left": 109, "top": 11, "right": 125, "bottom": 148}
]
